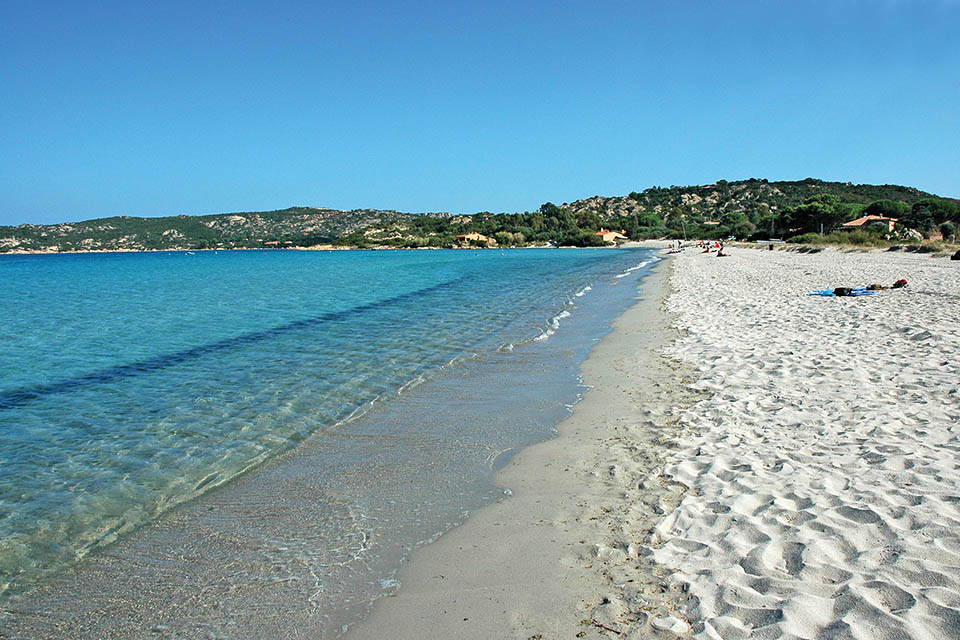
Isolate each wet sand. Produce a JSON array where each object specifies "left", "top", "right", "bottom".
[
  {"left": 350, "top": 245, "right": 960, "bottom": 640},
  {"left": 348, "top": 258, "right": 697, "bottom": 639}
]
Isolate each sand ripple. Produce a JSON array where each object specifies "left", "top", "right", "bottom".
[{"left": 653, "top": 247, "right": 960, "bottom": 639}]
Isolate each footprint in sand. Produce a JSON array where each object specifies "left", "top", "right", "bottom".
[{"left": 764, "top": 540, "right": 806, "bottom": 576}]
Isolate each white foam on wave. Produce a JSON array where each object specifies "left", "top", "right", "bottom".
[
  {"left": 615, "top": 258, "right": 654, "bottom": 278},
  {"left": 533, "top": 309, "right": 572, "bottom": 342},
  {"left": 574, "top": 285, "right": 592, "bottom": 297},
  {"left": 395, "top": 353, "right": 477, "bottom": 395}
]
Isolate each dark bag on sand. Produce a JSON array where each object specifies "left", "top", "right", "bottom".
[
  {"left": 833, "top": 287, "right": 853, "bottom": 297},
  {"left": 952, "top": 249, "right": 960, "bottom": 261}
]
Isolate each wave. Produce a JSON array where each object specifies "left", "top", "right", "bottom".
[
  {"left": 533, "top": 309, "right": 572, "bottom": 342},
  {"left": 615, "top": 256, "right": 658, "bottom": 278}
]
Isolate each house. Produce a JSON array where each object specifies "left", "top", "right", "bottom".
[
  {"left": 595, "top": 228, "right": 629, "bottom": 243},
  {"left": 841, "top": 215, "right": 898, "bottom": 232},
  {"left": 456, "top": 232, "right": 495, "bottom": 246}
]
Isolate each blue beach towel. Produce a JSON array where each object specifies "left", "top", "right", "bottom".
[{"left": 808, "top": 288, "right": 877, "bottom": 297}]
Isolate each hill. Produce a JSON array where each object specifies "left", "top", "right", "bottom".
[
  {"left": 562, "top": 178, "right": 954, "bottom": 239},
  {"left": 2, "top": 179, "right": 957, "bottom": 252},
  {"left": 0, "top": 207, "right": 427, "bottom": 253},
  {"left": 353, "top": 178, "right": 958, "bottom": 248}
]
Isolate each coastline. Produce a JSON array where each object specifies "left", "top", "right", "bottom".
[
  {"left": 347, "top": 255, "right": 699, "bottom": 639},
  {"left": 9, "top": 244, "right": 955, "bottom": 637},
  {"left": 0, "top": 239, "right": 667, "bottom": 255},
  {"left": 348, "top": 245, "right": 960, "bottom": 640},
  {"left": 2, "top": 248, "right": 659, "bottom": 638}
]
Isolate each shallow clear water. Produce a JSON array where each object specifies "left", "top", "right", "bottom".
[{"left": 0, "top": 247, "right": 657, "bottom": 615}]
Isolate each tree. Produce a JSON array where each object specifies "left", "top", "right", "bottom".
[
  {"left": 940, "top": 222, "right": 957, "bottom": 242},
  {"left": 539, "top": 202, "right": 562, "bottom": 217},
  {"left": 734, "top": 220, "right": 757, "bottom": 239},
  {"left": 755, "top": 211, "right": 783, "bottom": 239},
  {"left": 528, "top": 211, "right": 545, "bottom": 230},
  {"left": 575, "top": 211, "right": 601, "bottom": 230},
  {"left": 900, "top": 198, "right": 959, "bottom": 231},
  {"left": 786, "top": 194, "right": 846, "bottom": 234},
  {"left": 556, "top": 208, "right": 577, "bottom": 231},
  {"left": 720, "top": 212, "right": 748, "bottom": 228},
  {"left": 638, "top": 213, "right": 662, "bottom": 228},
  {"left": 558, "top": 230, "right": 606, "bottom": 247},
  {"left": 834, "top": 202, "right": 866, "bottom": 223},
  {"left": 753, "top": 202, "right": 771, "bottom": 225},
  {"left": 864, "top": 200, "right": 909, "bottom": 218}
]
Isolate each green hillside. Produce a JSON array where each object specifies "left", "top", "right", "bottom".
[
  {"left": 354, "top": 178, "right": 959, "bottom": 248},
  {"left": 2, "top": 178, "right": 957, "bottom": 253},
  {"left": 563, "top": 178, "right": 957, "bottom": 241},
  {"left": 0, "top": 207, "right": 421, "bottom": 252}
]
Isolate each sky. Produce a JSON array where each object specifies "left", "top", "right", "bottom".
[{"left": 1, "top": 1, "right": 958, "bottom": 226}]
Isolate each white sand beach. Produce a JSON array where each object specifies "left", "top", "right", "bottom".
[
  {"left": 351, "top": 245, "right": 960, "bottom": 639},
  {"left": 655, "top": 246, "right": 960, "bottom": 638}
]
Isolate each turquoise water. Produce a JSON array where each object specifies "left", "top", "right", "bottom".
[{"left": 0, "top": 248, "right": 657, "bottom": 615}]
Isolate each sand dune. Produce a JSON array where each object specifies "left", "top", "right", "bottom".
[{"left": 652, "top": 246, "right": 960, "bottom": 639}]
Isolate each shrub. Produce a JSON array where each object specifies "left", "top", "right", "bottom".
[
  {"left": 786, "top": 233, "right": 824, "bottom": 244},
  {"left": 558, "top": 231, "right": 606, "bottom": 247},
  {"left": 915, "top": 242, "right": 945, "bottom": 254},
  {"left": 940, "top": 222, "right": 957, "bottom": 242},
  {"left": 427, "top": 235, "right": 453, "bottom": 248},
  {"left": 788, "top": 230, "right": 888, "bottom": 247}
]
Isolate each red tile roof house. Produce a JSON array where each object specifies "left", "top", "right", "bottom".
[
  {"left": 595, "top": 228, "right": 629, "bottom": 243},
  {"left": 840, "top": 215, "right": 898, "bottom": 232},
  {"left": 455, "top": 232, "right": 496, "bottom": 246}
]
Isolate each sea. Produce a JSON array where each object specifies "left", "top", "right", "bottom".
[{"left": 0, "top": 247, "right": 659, "bottom": 638}]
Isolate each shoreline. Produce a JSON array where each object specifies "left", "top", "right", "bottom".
[
  {"left": 0, "top": 240, "right": 671, "bottom": 255},
  {"left": 11, "top": 245, "right": 954, "bottom": 637},
  {"left": 347, "top": 244, "right": 960, "bottom": 639},
  {"left": 347, "top": 255, "right": 700, "bottom": 639},
  {"left": 2, "top": 249, "right": 660, "bottom": 638}
]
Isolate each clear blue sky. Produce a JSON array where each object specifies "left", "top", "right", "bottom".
[{"left": 2, "top": 1, "right": 958, "bottom": 225}]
